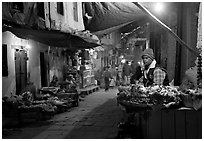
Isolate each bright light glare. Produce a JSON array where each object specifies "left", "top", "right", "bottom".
[
  {"left": 121, "top": 59, "right": 126, "bottom": 63},
  {"left": 119, "top": 55, "right": 124, "bottom": 59},
  {"left": 25, "top": 44, "right": 31, "bottom": 49},
  {"left": 155, "top": 3, "right": 164, "bottom": 13}
]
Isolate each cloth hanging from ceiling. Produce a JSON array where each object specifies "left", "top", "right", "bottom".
[
  {"left": 3, "top": 25, "right": 100, "bottom": 49},
  {"left": 84, "top": 2, "right": 150, "bottom": 36}
]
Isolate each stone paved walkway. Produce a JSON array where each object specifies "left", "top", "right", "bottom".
[{"left": 3, "top": 88, "right": 123, "bottom": 139}]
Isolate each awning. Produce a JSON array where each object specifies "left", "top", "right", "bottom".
[
  {"left": 93, "top": 21, "right": 133, "bottom": 38},
  {"left": 3, "top": 25, "right": 101, "bottom": 49},
  {"left": 84, "top": 2, "right": 150, "bottom": 36}
]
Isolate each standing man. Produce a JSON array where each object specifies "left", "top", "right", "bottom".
[
  {"left": 119, "top": 48, "right": 170, "bottom": 129},
  {"left": 141, "top": 48, "right": 169, "bottom": 87}
]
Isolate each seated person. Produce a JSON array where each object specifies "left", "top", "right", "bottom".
[
  {"left": 61, "top": 74, "right": 77, "bottom": 93},
  {"left": 50, "top": 75, "right": 59, "bottom": 87},
  {"left": 66, "top": 74, "right": 77, "bottom": 86}
]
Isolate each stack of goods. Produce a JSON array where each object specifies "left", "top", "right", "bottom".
[
  {"left": 32, "top": 94, "right": 72, "bottom": 114},
  {"left": 117, "top": 84, "right": 202, "bottom": 111},
  {"left": 56, "top": 92, "right": 79, "bottom": 107},
  {"left": 45, "top": 96, "right": 71, "bottom": 113},
  {"left": 117, "top": 84, "right": 183, "bottom": 110},
  {"left": 17, "top": 90, "right": 73, "bottom": 122},
  {"left": 17, "top": 91, "right": 58, "bottom": 122},
  {"left": 39, "top": 87, "right": 60, "bottom": 96},
  {"left": 40, "top": 86, "right": 78, "bottom": 108}
]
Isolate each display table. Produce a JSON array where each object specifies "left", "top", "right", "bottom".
[{"left": 79, "top": 85, "right": 99, "bottom": 95}]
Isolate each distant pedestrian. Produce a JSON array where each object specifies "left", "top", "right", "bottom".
[
  {"left": 110, "top": 65, "right": 117, "bottom": 88},
  {"left": 115, "top": 67, "right": 120, "bottom": 86},
  {"left": 122, "top": 61, "right": 131, "bottom": 85},
  {"left": 118, "top": 63, "right": 123, "bottom": 85},
  {"left": 104, "top": 66, "right": 112, "bottom": 91}
]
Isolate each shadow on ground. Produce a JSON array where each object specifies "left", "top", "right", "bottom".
[{"left": 63, "top": 97, "right": 123, "bottom": 139}]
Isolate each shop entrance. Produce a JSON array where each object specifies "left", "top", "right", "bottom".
[
  {"left": 40, "top": 52, "right": 48, "bottom": 87},
  {"left": 15, "top": 49, "right": 27, "bottom": 95}
]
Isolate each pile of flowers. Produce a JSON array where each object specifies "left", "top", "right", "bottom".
[{"left": 117, "top": 84, "right": 183, "bottom": 109}]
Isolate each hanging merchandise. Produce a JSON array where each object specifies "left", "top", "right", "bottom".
[
  {"left": 93, "top": 51, "right": 97, "bottom": 59},
  {"left": 68, "top": 56, "right": 72, "bottom": 66},
  {"left": 197, "top": 55, "right": 202, "bottom": 88},
  {"left": 84, "top": 50, "right": 90, "bottom": 60},
  {"left": 72, "top": 59, "right": 77, "bottom": 66}
]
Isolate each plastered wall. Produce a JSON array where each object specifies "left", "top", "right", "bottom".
[
  {"left": 2, "top": 32, "right": 67, "bottom": 97},
  {"left": 44, "top": 2, "right": 84, "bottom": 32}
]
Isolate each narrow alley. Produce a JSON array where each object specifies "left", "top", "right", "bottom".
[
  {"left": 3, "top": 88, "right": 123, "bottom": 139},
  {"left": 2, "top": 2, "right": 202, "bottom": 139}
]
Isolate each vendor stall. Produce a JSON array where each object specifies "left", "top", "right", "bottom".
[
  {"left": 2, "top": 83, "right": 80, "bottom": 127},
  {"left": 117, "top": 84, "right": 202, "bottom": 139}
]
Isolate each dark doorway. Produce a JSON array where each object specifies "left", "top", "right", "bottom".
[
  {"left": 15, "top": 49, "right": 27, "bottom": 95},
  {"left": 40, "top": 52, "right": 48, "bottom": 87}
]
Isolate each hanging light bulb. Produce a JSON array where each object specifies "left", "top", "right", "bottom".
[
  {"left": 25, "top": 44, "right": 31, "bottom": 50},
  {"left": 121, "top": 59, "right": 126, "bottom": 63},
  {"left": 154, "top": 3, "right": 164, "bottom": 13}
]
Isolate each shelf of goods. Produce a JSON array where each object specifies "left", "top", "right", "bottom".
[
  {"left": 117, "top": 84, "right": 202, "bottom": 139},
  {"left": 82, "top": 69, "right": 95, "bottom": 88}
]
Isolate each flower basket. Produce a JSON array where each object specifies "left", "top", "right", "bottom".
[{"left": 181, "top": 93, "right": 202, "bottom": 110}]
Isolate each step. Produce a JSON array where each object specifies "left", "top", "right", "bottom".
[{"left": 79, "top": 85, "right": 100, "bottom": 95}]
